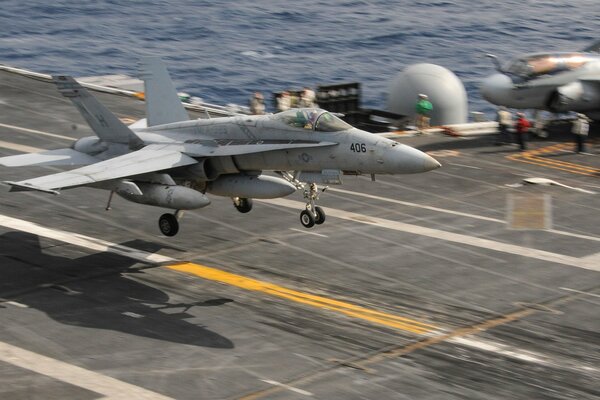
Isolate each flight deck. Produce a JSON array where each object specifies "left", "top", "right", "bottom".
[{"left": 0, "top": 69, "right": 599, "bottom": 399}]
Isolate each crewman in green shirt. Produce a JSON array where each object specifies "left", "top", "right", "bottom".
[{"left": 415, "top": 94, "right": 433, "bottom": 132}]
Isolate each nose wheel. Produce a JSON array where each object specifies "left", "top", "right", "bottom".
[
  {"left": 299, "top": 183, "right": 327, "bottom": 229},
  {"left": 158, "top": 210, "right": 183, "bottom": 237},
  {"left": 300, "top": 206, "right": 326, "bottom": 228}
]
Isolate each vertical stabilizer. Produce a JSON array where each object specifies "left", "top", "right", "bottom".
[
  {"left": 53, "top": 76, "right": 144, "bottom": 147},
  {"left": 138, "top": 57, "right": 189, "bottom": 126}
]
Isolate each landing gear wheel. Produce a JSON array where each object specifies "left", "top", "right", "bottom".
[
  {"left": 234, "top": 198, "right": 253, "bottom": 213},
  {"left": 314, "top": 206, "right": 326, "bottom": 225},
  {"left": 159, "top": 213, "right": 179, "bottom": 237},
  {"left": 300, "top": 209, "right": 315, "bottom": 228}
]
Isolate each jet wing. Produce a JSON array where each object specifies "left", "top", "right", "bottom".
[
  {"left": 0, "top": 148, "right": 99, "bottom": 167},
  {"left": 4, "top": 144, "right": 197, "bottom": 194},
  {"left": 177, "top": 140, "right": 337, "bottom": 157}
]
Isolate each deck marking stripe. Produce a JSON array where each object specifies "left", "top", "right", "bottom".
[
  {"left": 0, "top": 341, "right": 172, "bottom": 399},
  {"left": 240, "top": 289, "right": 591, "bottom": 400},
  {"left": 0, "top": 140, "right": 45, "bottom": 153},
  {"left": 0, "top": 213, "right": 436, "bottom": 335},
  {"left": 4, "top": 300, "right": 28, "bottom": 308},
  {"left": 167, "top": 262, "right": 437, "bottom": 334},
  {"left": 0, "top": 214, "right": 173, "bottom": 264},
  {"left": 260, "top": 380, "right": 313, "bottom": 396},
  {"left": 331, "top": 187, "right": 600, "bottom": 242},
  {"left": 259, "top": 198, "right": 600, "bottom": 272},
  {"left": 289, "top": 228, "right": 329, "bottom": 237},
  {"left": 521, "top": 155, "right": 600, "bottom": 173},
  {"left": 560, "top": 287, "right": 600, "bottom": 299},
  {"left": 507, "top": 144, "right": 600, "bottom": 176},
  {"left": 447, "top": 162, "right": 482, "bottom": 170},
  {"left": 329, "top": 187, "right": 503, "bottom": 223},
  {"left": 509, "top": 155, "right": 598, "bottom": 177},
  {"left": 0, "top": 122, "right": 75, "bottom": 141}
]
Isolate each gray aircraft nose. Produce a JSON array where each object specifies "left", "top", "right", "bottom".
[
  {"left": 480, "top": 73, "right": 513, "bottom": 105},
  {"left": 388, "top": 144, "right": 441, "bottom": 174},
  {"left": 423, "top": 153, "right": 441, "bottom": 171}
]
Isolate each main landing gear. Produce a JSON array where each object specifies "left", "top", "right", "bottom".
[
  {"left": 232, "top": 197, "right": 253, "bottom": 213},
  {"left": 299, "top": 183, "right": 326, "bottom": 229},
  {"left": 159, "top": 210, "right": 184, "bottom": 237}
]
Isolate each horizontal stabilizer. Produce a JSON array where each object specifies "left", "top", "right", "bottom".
[
  {"left": 5, "top": 144, "right": 198, "bottom": 193},
  {"left": 0, "top": 148, "right": 99, "bottom": 167},
  {"left": 4, "top": 181, "right": 59, "bottom": 195}
]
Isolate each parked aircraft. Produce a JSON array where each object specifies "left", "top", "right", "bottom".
[
  {"left": 0, "top": 58, "right": 440, "bottom": 236},
  {"left": 481, "top": 41, "right": 600, "bottom": 120}
]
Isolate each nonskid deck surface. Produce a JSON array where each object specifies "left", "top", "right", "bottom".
[{"left": 0, "top": 70, "right": 599, "bottom": 400}]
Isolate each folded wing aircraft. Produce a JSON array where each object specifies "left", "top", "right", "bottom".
[
  {"left": 482, "top": 40, "right": 600, "bottom": 120},
  {"left": 0, "top": 57, "right": 440, "bottom": 236}
]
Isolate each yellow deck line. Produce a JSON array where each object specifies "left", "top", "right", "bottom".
[
  {"left": 521, "top": 155, "right": 599, "bottom": 175},
  {"left": 509, "top": 156, "right": 598, "bottom": 177},
  {"left": 167, "top": 262, "right": 437, "bottom": 335},
  {"left": 523, "top": 155, "right": 600, "bottom": 173},
  {"left": 506, "top": 144, "right": 600, "bottom": 177}
]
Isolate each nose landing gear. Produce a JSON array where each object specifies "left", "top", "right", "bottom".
[{"left": 299, "top": 183, "right": 326, "bottom": 229}]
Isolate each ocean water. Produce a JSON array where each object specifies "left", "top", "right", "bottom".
[{"left": 1, "top": 0, "right": 599, "bottom": 118}]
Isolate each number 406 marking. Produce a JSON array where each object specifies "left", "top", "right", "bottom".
[{"left": 350, "top": 143, "right": 366, "bottom": 153}]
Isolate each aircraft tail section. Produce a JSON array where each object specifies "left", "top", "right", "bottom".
[
  {"left": 582, "top": 40, "right": 600, "bottom": 53},
  {"left": 53, "top": 76, "right": 144, "bottom": 147},
  {"left": 138, "top": 57, "right": 189, "bottom": 126}
]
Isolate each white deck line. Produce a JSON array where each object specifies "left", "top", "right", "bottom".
[
  {"left": 328, "top": 187, "right": 600, "bottom": 243},
  {"left": 260, "top": 198, "right": 600, "bottom": 272},
  {"left": 0, "top": 341, "right": 172, "bottom": 399},
  {"left": 0, "top": 140, "right": 44, "bottom": 153},
  {"left": 0, "top": 122, "right": 75, "bottom": 141},
  {"left": 0, "top": 214, "right": 174, "bottom": 264}
]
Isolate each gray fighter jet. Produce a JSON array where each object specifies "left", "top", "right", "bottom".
[
  {"left": 0, "top": 58, "right": 440, "bottom": 236},
  {"left": 481, "top": 41, "right": 600, "bottom": 119}
]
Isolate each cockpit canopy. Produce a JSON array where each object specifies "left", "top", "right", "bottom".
[
  {"left": 274, "top": 108, "right": 353, "bottom": 132},
  {"left": 505, "top": 53, "right": 595, "bottom": 80}
]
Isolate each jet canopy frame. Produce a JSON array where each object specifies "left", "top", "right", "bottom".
[{"left": 274, "top": 108, "right": 353, "bottom": 132}]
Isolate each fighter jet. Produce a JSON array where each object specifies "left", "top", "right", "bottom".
[
  {"left": 481, "top": 41, "right": 600, "bottom": 119},
  {"left": 0, "top": 57, "right": 440, "bottom": 236}
]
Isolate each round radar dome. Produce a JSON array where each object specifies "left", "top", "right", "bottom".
[{"left": 387, "top": 63, "right": 468, "bottom": 126}]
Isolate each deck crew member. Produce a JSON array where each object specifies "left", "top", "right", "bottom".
[
  {"left": 496, "top": 106, "right": 513, "bottom": 145},
  {"left": 515, "top": 112, "right": 531, "bottom": 151},
  {"left": 415, "top": 94, "right": 433, "bottom": 132},
  {"left": 299, "top": 87, "right": 317, "bottom": 108},
  {"left": 249, "top": 92, "right": 265, "bottom": 115},
  {"left": 277, "top": 91, "right": 291, "bottom": 112},
  {"left": 572, "top": 113, "right": 590, "bottom": 154}
]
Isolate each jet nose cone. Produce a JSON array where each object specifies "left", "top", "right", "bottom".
[
  {"left": 480, "top": 73, "right": 513, "bottom": 105},
  {"left": 423, "top": 153, "right": 441, "bottom": 171},
  {"left": 388, "top": 144, "right": 441, "bottom": 174}
]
